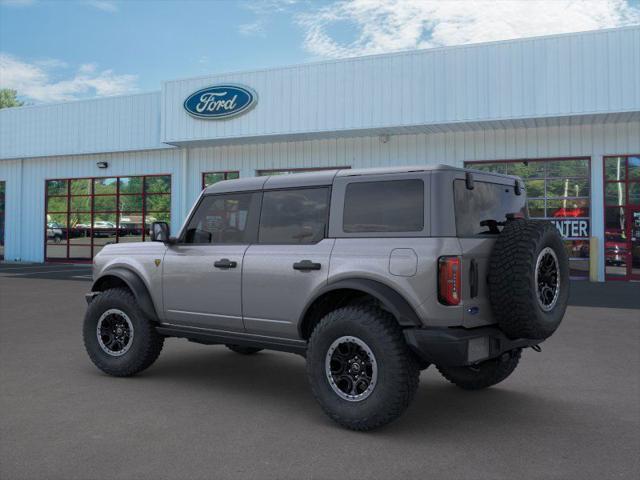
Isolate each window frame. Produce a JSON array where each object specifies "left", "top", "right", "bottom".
[
  {"left": 257, "top": 186, "right": 332, "bottom": 245},
  {"left": 44, "top": 173, "right": 171, "bottom": 262},
  {"left": 602, "top": 154, "right": 640, "bottom": 281},
  {"left": 178, "top": 191, "right": 262, "bottom": 246}
]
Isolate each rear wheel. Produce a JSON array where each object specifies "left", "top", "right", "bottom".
[
  {"left": 225, "top": 344, "right": 263, "bottom": 355},
  {"left": 437, "top": 349, "right": 521, "bottom": 390},
  {"left": 83, "top": 288, "right": 164, "bottom": 377},
  {"left": 306, "top": 305, "right": 419, "bottom": 431}
]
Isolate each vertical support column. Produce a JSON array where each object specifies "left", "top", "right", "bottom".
[
  {"left": 16, "top": 158, "right": 24, "bottom": 262},
  {"left": 175, "top": 148, "right": 189, "bottom": 233},
  {"left": 590, "top": 155, "right": 605, "bottom": 282}
]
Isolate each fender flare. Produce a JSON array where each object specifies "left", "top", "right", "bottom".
[
  {"left": 91, "top": 267, "right": 158, "bottom": 321},
  {"left": 299, "top": 278, "right": 422, "bottom": 331}
]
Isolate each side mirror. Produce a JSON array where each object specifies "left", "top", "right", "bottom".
[{"left": 151, "top": 222, "right": 170, "bottom": 243}]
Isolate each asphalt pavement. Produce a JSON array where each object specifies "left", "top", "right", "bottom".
[{"left": 0, "top": 267, "right": 639, "bottom": 480}]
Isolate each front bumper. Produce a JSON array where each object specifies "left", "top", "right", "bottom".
[{"left": 403, "top": 326, "right": 540, "bottom": 367}]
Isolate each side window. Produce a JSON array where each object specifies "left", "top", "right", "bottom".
[
  {"left": 259, "top": 188, "right": 330, "bottom": 244},
  {"left": 183, "top": 192, "right": 260, "bottom": 244},
  {"left": 343, "top": 179, "right": 424, "bottom": 233}
]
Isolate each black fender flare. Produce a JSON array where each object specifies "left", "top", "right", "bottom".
[
  {"left": 299, "top": 278, "right": 422, "bottom": 332},
  {"left": 91, "top": 267, "right": 158, "bottom": 321}
]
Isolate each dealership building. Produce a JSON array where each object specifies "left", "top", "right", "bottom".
[{"left": 0, "top": 26, "right": 639, "bottom": 281}]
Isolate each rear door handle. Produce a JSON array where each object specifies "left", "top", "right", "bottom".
[
  {"left": 293, "top": 260, "right": 321, "bottom": 271},
  {"left": 214, "top": 258, "right": 237, "bottom": 269},
  {"left": 469, "top": 259, "right": 478, "bottom": 298}
]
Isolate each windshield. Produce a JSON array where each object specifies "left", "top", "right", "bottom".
[{"left": 454, "top": 179, "right": 527, "bottom": 236}]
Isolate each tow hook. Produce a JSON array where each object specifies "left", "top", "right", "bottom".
[{"left": 530, "top": 344, "right": 542, "bottom": 353}]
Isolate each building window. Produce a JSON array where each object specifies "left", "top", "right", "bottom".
[
  {"left": 202, "top": 171, "right": 239, "bottom": 189},
  {"left": 256, "top": 167, "right": 350, "bottom": 176},
  {"left": 45, "top": 175, "right": 171, "bottom": 261},
  {"left": 603, "top": 155, "right": 640, "bottom": 281},
  {"left": 465, "top": 158, "right": 591, "bottom": 278},
  {"left": 0, "top": 181, "right": 5, "bottom": 260}
]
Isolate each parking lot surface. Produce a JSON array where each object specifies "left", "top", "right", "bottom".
[{"left": 0, "top": 265, "right": 639, "bottom": 480}]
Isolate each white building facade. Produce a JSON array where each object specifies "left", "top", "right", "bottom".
[{"left": 1, "top": 26, "right": 639, "bottom": 281}]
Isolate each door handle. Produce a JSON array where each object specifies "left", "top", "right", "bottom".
[
  {"left": 293, "top": 260, "right": 321, "bottom": 271},
  {"left": 214, "top": 258, "right": 237, "bottom": 269}
]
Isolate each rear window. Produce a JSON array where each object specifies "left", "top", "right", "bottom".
[
  {"left": 343, "top": 179, "right": 424, "bottom": 233},
  {"left": 454, "top": 180, "right": 527, "bottom": 236}
]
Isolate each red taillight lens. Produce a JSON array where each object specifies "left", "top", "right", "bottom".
[{"left": 438, "top": 256, "right": 461, "bottom": 306}]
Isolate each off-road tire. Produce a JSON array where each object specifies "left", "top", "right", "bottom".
[
  {"left": 306, "top": 305, "right": 420, "bottom": 431},
  {"left": 489, "top": 219, "right": 569, "bottom": 340},
  {"left": 437, "top": 349, "right": 522, "bottom": 390},
  {"left": 83, "top": 288, "right": 164, "bottom": 377},
  {"left": 225, "top": 344, "right": 263, "bottom": 355}
]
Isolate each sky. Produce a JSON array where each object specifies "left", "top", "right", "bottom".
[{"left": 1, "top": 0, "right": 639, "bottom": 104}]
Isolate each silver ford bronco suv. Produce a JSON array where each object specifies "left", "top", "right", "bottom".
[{"left": 83, "top": 166, "right": 569, "bottom": 431}]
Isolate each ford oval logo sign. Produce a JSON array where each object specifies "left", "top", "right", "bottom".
[{"left": 183, "top": 84, "right": 257, "bottom": 119}]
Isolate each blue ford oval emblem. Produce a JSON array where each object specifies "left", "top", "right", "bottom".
[{"left": 183, "top": 84, "right": 257, "bottom": 119}]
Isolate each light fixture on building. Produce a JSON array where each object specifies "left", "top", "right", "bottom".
[
  {"left": 379, "top": 134, "right": 390, "bottom": 144},
  {"left": 96, "top": 161, "right": 108, "bottom": 169}
]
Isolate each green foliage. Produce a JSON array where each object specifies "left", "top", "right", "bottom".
[{"left": 0, "top": 89, "right": 24, "bottom": 109}]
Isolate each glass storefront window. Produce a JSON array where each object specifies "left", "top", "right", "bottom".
[
  {"left": 119, "top": 177, "right": 143, "bottom": 194},
  {"left": 47, "top": 180, "right": 67, "bottom": 196},
  {"left": 603, "top": 155, "right": 640, "bottom": 280},
  {"left": 465, "top": 158, "right": 591, "bottom": 278},
  {"left": 70, "top": 179, "right": 91, "bottom": 195},
  {"left": 202, "top": 171, "right": 239, "bottom": 188},
  {"left": 45, "top": 174, "right": 171, "bottom": 261},
  {"left": 629, "top": 156, "right": 640, "bottom": 180},
  {"left": 605, "top": 157, "right": 626, "bottom": 181},
  {"left": 94, "top": 178, "right": 117, "bottom": 194},
  {"left": 605, "top": 183, "right": 625, "bottom": 206}
]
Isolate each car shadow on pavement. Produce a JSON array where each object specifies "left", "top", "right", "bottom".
[{"left": 101, "top": 343, "right": 596, "bottom": 436}]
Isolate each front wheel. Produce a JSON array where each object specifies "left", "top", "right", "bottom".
[
  {"left": 306, "top": 305, "right": 419, "bottom": 431},
  {"left": 436, "top": 349, "right": 521, "bottom": 390},
  {"left": 83, "top": 288, "right": 164, "bottom": 377}
]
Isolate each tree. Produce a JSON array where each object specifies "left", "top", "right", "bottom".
[{"left": 0, "top": 89, "right": 24, "bottom": 109}]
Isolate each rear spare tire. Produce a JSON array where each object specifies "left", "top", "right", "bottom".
[{"left": 488, "top": 219, "right": 569, "bottom": 340}]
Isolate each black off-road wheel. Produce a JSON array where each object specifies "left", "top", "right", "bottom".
[
  {"left": 437, "top": 349, "right": 522, "bottom": 390},
  {"left": 83, "top": 288, "right": 164, "bottom": 377},
  {"left": 225, "top": 344, "right": 263, "bottom": 355},
  {"left": 306, "top": 305, "right": 419, "bottom": 431},
  {"left": 489, "top": 219, "right": 569, "bottom": 340}
]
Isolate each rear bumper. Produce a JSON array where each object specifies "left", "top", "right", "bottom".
[{"left": 403, "top": 326, "right": 540, "bottom": 367}]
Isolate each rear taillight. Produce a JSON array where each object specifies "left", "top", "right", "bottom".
[{"left": 438, "top": 256, "right": 461, "bottom": 306}]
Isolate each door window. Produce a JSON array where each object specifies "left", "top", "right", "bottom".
[
  {"left": 259, "top": 188, "right": 330, "bottom": 244},
  {"left": 183, "top": 193, "right": 260, "bottom": 244}
]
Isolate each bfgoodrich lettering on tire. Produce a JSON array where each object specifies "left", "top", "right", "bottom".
[
  {"left": 306, "top": 305, "right": 419, "bottom": 431},
  {"left": 489, "top": 219, "right": 569, "bottom": 340},
  {"left": 83, "top": 288, "right": 164, "bottom": 377}
]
